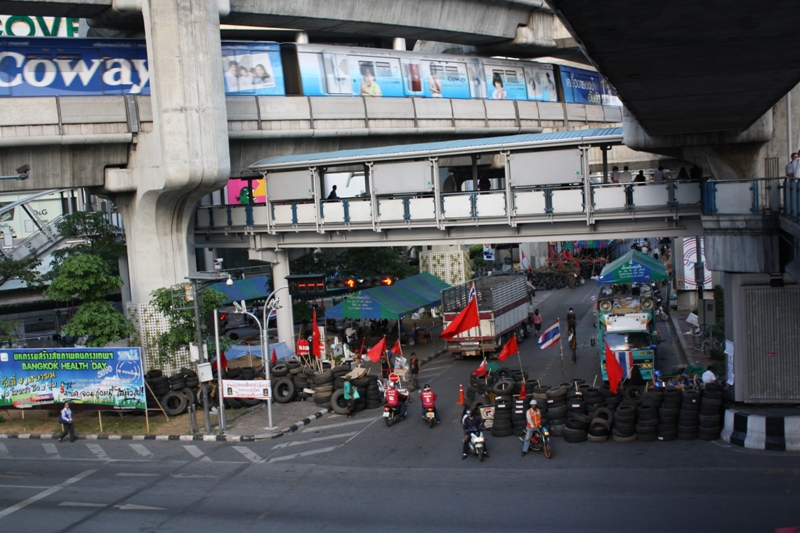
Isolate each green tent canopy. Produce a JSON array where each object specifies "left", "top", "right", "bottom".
[
  {"left": 326, "top": 273, "right": 451, "bottom": 320},
  {"left": 596, "top": 250, "right": 669, "bottom": 285}
]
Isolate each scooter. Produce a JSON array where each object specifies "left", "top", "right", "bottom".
[
  {"left": 423, "top": 406, "right": 437, "bottom": 428},
  {"left": 525, "top": 426, "right": 553, "bottom": 458},
  {"left": 466, "top": 427, "right": 487, "bottom": 461},
  {"left": 383, "top": 403, "right": 407, "bottom": 426}
]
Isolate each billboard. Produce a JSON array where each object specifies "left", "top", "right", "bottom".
[
  {"left": 559, "top": 65, "right": 621, "bottom": 106},
  {"left": 0, "top": 347, "right": 146, "bottom": 409}
]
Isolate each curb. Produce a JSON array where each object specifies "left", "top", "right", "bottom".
[
  {"left": 254, "top": 407, "right": 332, "bottom": 440},
  {"left": 721, "top": 409, "right": 800, "bottom": 451},
  {"left": 667, "top": 312, "right": 692, "bottom": 367}
]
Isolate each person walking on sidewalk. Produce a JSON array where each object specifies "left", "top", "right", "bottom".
[
  {"left": 532, "top": 309, "right": 543, "bottom": 337},
  {"left": 569, "top": 330, "right": 577, "bottom": 364},
  {"left": 409, "top": 353, "right": 420, "bottom": 391},
  {"left": 567, "top": 308, "right": 577, "bottom": 335},
  {"left": 343, "top": 378, "right": 356, "bottom": 418},
  {"left": 57, "top": 402, "right": 76, "bottom": 442}
]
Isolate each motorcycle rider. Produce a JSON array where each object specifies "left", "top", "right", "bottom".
[
  {"left": 385, "top": 381, "right": 407, "bottom": 419},
  {"left": 419, "top": 384, "right": 440, "bottom": 424},
  {"left": 462, "top": 409, "right": 488, "bottom": 460},
  {"left": 521, "top": 399, "right": 543, "bottom": 457}
]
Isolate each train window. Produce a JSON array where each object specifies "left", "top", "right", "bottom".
[
  {"left": 375, "top": 61, "right": 392, "bottom": 77},
  {"left": 505, "top": 70, "right": 519, "bottom": 83},
  {"left": 430, "top": 64, "right": 444, "bottom": 75}
]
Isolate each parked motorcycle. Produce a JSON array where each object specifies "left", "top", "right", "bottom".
[
  {"left": 525, "top": 425, "right": 553, "bottom": 458},
  {"left": 466, "top": 427, "right": 487, "bottom": 461}
]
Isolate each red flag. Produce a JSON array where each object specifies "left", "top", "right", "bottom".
[
  {"left": 312, "top": 307, "right": 321, "bottom": 358},
  {"left": 366, "top": 337, "right": 387, "bottom": 363},
  {"left": 218, "top": 351, "right": 228, "bottom": 371},
  {"left": 605, "top": 341, "right": 624, "bottom": 394},
  {"left": 270, "top": 348, "right": 278, "bottom": 364},
  {"left": 470, "top": 359, "right": 487, "bottom": 377},
  {"left": 440, "top": 297, "right": 480, "bottom": 340},
  {"left": 391, "top": 339, "right": 402, "bottom": 356},
  {"left": 518, "top": 380, "right": 527, "bottom": 400},
  {"left": 497, "top": 335, "right": 518, "bottom": 361}
]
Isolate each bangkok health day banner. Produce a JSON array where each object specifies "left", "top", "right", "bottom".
[{"left": 0, "top": 347, "right": 146, "bottom": 410}]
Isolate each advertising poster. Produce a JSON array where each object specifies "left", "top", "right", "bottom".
[
  {"left": 420, "top": 61, "right": 470, "bottom": 99},
  {"left": 0, "top": 348, "right": 145, "bottom": 409},
  {"left": 682, "top": 237, "right": 712, "bottom": 289},
  {"left": 221, "top": 42, "right": 285, "bottom": 96},
  {"left": 524, "top": 64, "right": 558, "bottom": 102},
  {"left": 559, "top": 65, "right": 621, "bottom": 106},
  {"left": 227, "top": 177, "right": 266, "bottom": 204},
  {"left": 348, "top": 55, "right": 404, "bottom": 97},
  {"left": 485, "top": 66, "right": 527, "bottom": 100},
  {"left": 222, "top": 379, "right": 271, "bottom": 400}
]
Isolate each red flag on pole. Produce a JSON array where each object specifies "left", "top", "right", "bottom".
[
  {"left": 218, "top": 351, "right": 228, "bottom": 371},
  {"left": 391, "top": 339, "right": 402, "bottom": 356},
  {"left": 366, "top": 337, "right": 387, "bottom": 363},
  {"left": 271, "top": 348, "right": 278, "bottom": 364},
  {"left": 311, "top": 307, "right": 321, "bottom": 358},
  {"left": 439, "top": 297, "right": 480, "bottom": 340},
  {"left": 518, "top": 380, "right": 527, "bottom": 400},
  {"left": 470, "top": 359, "right": 487, "bottom": 377},
  {"left": 497, "top": 335, "right": 519, "bottom": 361},
  {"left": 605, "top": 341, "right": 624, "bottom": 394}
]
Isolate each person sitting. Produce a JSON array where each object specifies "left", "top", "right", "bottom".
[
  {"left": 419, "top": 384, "right": 440, "bottom": 423},
  {"left": 702, "top": 365, "right": 716, "bottom": 386},
  {"left": 462, "top": 409, "right": 488, "bottom": 459},
  {"left": 521, "top": 399, "right": 542, "bottom": 456},
  {"left": 385, "top": 382, "right": 407, "bottom": 418}
]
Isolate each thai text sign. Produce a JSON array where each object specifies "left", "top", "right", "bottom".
[
  {"left": 222, "top": 379, "right": 271, "bottom": 400},
  {"left": 0, "top": 348, "right": 145, "bottom": 409}
]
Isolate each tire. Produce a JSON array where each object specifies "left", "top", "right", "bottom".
[
  {"left": 180, "top": 367, "right": 198, "bottom": 378},
  {"left": 612, "top": 432, "right": 638, "bottom": 443},
  {"left": 587, "top": 433, "right": 608, "bottom": 443},
  {"left": 273, "top": 377, "right": 296, "bottom": 404},
  {"left": 330, "top": 389, "right": 348, "bottom": 415},
  {"left": 239, "top": 397, "right": 262, "bottom": 407},
  {"left": 170, "top": 380, "right": 187, "bottom": 391},
  {"left": 179, "top": 387, "right": 197, "bottom": 406},
  {"left": 272, "top": 364, "right": 289, "bottom": 377},
  {"left": 478, "top": 449, "right": 484, "bottom": 462},
  {"left": 161, "top": 391, "right": 188, "bottom": 416},
  {"left": 543, "top": 442, "right": 552, "bottom": 458},
  {"left": 225, "top": 397, "right": 242, "bottom": 409},
  {"left": 385, "top": 417, "right": 394, "bottom": 427}
]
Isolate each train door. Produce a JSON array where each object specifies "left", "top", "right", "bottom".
[
  {"left": 421, "top": 60, "right": 470, "bottom": 99},
  {"left": 485, "top": 65, "right": 527, "bottom": 100},
  {"left": 322, "top": 53, "right": 350, "bottom": 94}
]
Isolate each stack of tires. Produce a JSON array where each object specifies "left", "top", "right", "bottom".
[
  {"left": 564, "top": 411, "right": 591, "bottom": 443},
  {"left": 364, "top": 376, "right": 382, "bottom": 410},
  {"left": 311, "top": 370, "right": 333, "bottom": 409},
  {"left": 351, "top": 377, "right": 369, "bottom": 413},
  {"left": 657, "top": 388, "right": 681, "bottom": 441},
  {"left": 584, "top": 387, "right": 605, "bottom": 418},
  {"left": 511, "top": 397, "right": 528, "bottom": 436},
  {"left": 699, "top": 383, "right": 724, "bottom": 440},
  {"left": 601, "top": 384, "right": 624, "bottom": 412},
  {"left": 678, "top": 389, "right": 701, "bottom": 440},
  {"left": 272, "top": 362, "right": 297, "bottom": 404},
  {"left": 612, "top": 403, "right": 637, "bottom": 442},
  {"left": 545, "top": 385, "right": 567, "bottom": 437},
  {"left": 490, "top": 395, "right": 513, "bottom": 438},
  {"left": 145, "top": 370, "right": 169, "bottom": 410},
  {"left": 636, "top": 388, "right": 662, "bottom": 442},
  {"left": 291, "top": 366, "right": 312, "bottom": 401},
  {"left": 588, "top": 408, "right": 613, "bottom": 442}
]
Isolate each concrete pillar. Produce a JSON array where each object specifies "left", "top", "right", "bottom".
[
  {"left": 110, "top": 0, "right": 230, "bottom": 304},
  {"left": 270, "top": 250, "right": 296, "bottom": 350}
]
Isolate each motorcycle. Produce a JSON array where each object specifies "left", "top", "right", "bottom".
[
  {"left": 423, "top": 406, "right": 437, "bottom": 428},
  {"left": 383, "top": 403, "right": 406, "bottom": 426},
  {"left": 525, "top": 425, "right": 553, "bottom": 458},
  {"left": 466, "top": 427, "right": 487, "bottom": 461}
]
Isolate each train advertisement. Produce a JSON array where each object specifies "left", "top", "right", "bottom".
[
  {"left": 0, "top": 347, "right": 145, "bottom": 410},
  {"left": 559, "top": 64, "right": 621, "bottom": 106},
  {"left": 220, "top": 41, "right": 285, "bottom": 96}
]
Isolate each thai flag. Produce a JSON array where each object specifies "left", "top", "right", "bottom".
[
  {"left": 468, "top": 282, "right": 477, "bottom": 303},
  {"left": 537, "top": 320, "right": 560, "bottom": 349},
  {"left": 590, "top": 295, "right": 597, "bottom": 301},
  {"left": 617, "top": 351, "right": 634, "bottom": 379}
]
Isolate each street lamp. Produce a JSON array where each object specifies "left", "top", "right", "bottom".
[{"left": 0, "top": 164, "right": 30, "bottom": 180}]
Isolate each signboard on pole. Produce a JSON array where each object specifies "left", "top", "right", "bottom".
[
  {"left": 222, "top": 379, "right": 271, "bottom": 400},
  {"left": 297, "top": 339, "right": 310, "bottom": 357},
  {"left": 0, "top": 348, "right": 145, "bottom": 409}
]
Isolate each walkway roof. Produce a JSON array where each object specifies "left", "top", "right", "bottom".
[
  {"left": 209, "top": 275, "right": 271, "bottom": 305},
  {"left": 596, "top": 251, "right": 669, "bottom": 285},
  {"left": 325, "top": 273, "right": 450, "bottom": 320},
  {"left": 250, "top": 127, "right": 623, "bottom": 171}
]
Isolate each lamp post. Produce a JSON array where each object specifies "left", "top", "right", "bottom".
[{"left": 263, "top": 285, "right": 288, "bottom": 430}]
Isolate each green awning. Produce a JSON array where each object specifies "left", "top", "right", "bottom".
[
  {"left": 208, "top": 275, "right": 271, "bottom": 305},
  {"left": 326, "top": 273, "right": 450, "bottom": 320},
  {"left": 395, "top": 272, "right": 450, "bottom": 306},
  {"left": 596, "top": 250, "right": 669, "bottom": 285}
]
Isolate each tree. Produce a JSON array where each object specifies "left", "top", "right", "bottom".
[
  {"left": 48, "top": 211, "right": 126, "bottom": 278},
  {"left": 291, "top": 247, "right": 416, "bottom": 279},
  {"left": 44, "top": 254, "right": 133, "bottom": 347},
  {"left": 0, "top": 255, "right": 42, "bottom": 289},
  {"left": 149, "top": 285, "right": 231, "bottom": 363},
  {"left": 0, "top": 318, "right": 20, "bottom": 348}
]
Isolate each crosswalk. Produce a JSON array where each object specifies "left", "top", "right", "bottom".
[{"left": 0, "top": 412, "right": 383, "bottom": 465}]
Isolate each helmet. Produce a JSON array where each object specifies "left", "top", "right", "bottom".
[
  {"left": 465, "top": 408, "right": 473, "bottom": 416},
  {"left": 388, "top": 382, "right": 396, "bottom": 389},
  {"left": 654, "top": 370, "right": 662, "bottom": 377},
  {"left": 529, "top": 399, "right": 538, "bottom": 407},
  {"left": 423, "top": 384, "right": 431, "bottom": 391}
]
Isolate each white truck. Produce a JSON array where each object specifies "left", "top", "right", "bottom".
[{"left": 441, "top": 276, "right": 533, "bottom": 358}]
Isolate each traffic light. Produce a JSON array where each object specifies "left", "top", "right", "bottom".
[
  {"left": 286, "top": 274, "right": 327, "bottom": 297},
  {"left": 325, "top": 276, "right": 397, "bottom": 291}
]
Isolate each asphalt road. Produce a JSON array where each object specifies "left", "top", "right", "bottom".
[{"left": 1, "top": 283, "right": 797, "bottom": 532}]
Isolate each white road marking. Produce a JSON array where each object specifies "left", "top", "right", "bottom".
[
  {"left": 129, "top": 444, "right": 153, "bottom": 458},
  {"left": 267, "top": 446, "right": 339, "bottom": 463},
  {"left": 86, "top": 443, "right": 110, "bottom": 461},
  {"left": 233, "top": 446, "right": 263, "bottom": 463},
  {"left": 42, "top": 443, "right": 60, "bottom": 457},
  {"left": 183, "top": 445, "right": 212, "bottom": 462},
  {"left": 301, "top": 417, "right": 378, "bottom": 433},
  {"left": 0, "top": 444, "right": 8, "bottom": 457},
  {"left": 272, "top": 432, "right": 357, "bottom": 449},
  {"left": 171, "top": 474, "right": 218, "bottom": 479},
  {"left": 0, "top": 469, "right": 95, "bottom": 519},
  {"left": 59, "top": 502, "right": 107, "bottom": 508},
  {"left": 344, "top": 415, "right": 384, "bottom": 445},
  {"left": 115, "top": 504, "right": 166, "bottom": 511},
  {"left": 115, "top": 473, "right": 159, "bottom": 477},
  {"left": 0, "top": 485, "right": 51, "bottom": 489}
]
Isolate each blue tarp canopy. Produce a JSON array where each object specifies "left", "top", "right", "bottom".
[
  {"left": 208, "top": 275, "right": 271, "bottom": 305},
  {"left": 596, "top": 250, "right": 669, "bottom": 285},
  {"left": 325, "top": 273, "right": 450, "bottom": 320},
  {"left": 225, "top": 341, "right": 292, "bottom": 361}
]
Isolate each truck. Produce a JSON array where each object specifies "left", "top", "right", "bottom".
[
  {"left": 440, "top": 275, "right": 532, "bottom": 358},
  {"left": 596, "top": 283, "right": 659, "bottom": 380}
]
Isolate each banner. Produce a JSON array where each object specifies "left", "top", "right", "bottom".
[
  {"left": 222, "top": 379, "right": 271, "bottom": 400},
  {"left": 0, "top": 348, "right": 145, "bottom": 409}
]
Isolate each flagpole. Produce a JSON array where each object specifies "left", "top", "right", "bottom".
[{"left": 557, "top": 317, "right": 565, "bottom": 383}]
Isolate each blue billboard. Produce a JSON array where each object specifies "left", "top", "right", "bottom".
[
  {"left": 0, "top": 347, "right": 146, "bottom": 409},
  {"left": 559, "top": 65, "right": 621, "bottom": 106}
]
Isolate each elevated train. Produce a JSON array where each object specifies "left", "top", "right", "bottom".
[{"left": 0, "top": 37, "right": 620, "bottom": 107}]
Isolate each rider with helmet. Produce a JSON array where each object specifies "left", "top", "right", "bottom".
[
  {"left": 521, "top": 399, "right": 543, "bottom": 456},
  {"left": 384, "top": 381, "right": 408, "bottom": 418},
  {"left": 419, "top": 384, "right": 440, "bottom": 423},
  {"left": 462, "top": 408, "right": 488, "bottom": 459}
]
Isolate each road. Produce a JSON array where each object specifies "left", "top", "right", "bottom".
[{"left": 1, "top": 283, "right": 797, "bottom": 532}]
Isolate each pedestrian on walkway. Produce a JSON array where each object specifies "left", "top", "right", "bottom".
[
  {"left": 569, "top": 330, "right": 577, "bottom": 364},
  {"left": 343, "top": 378, "right": 356, "bottom": 418},
  {"left": 567, "top": 308, "right": 577, "bottom": 335},
  {"left": 57, "top": 402, "right": 76, "bottom": 442},
  {"left": 532, "top": 309, "right": 542, "bottom": 337},
  {"left": 409, "top": 353, "right": 420, "bottom": 391}
]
